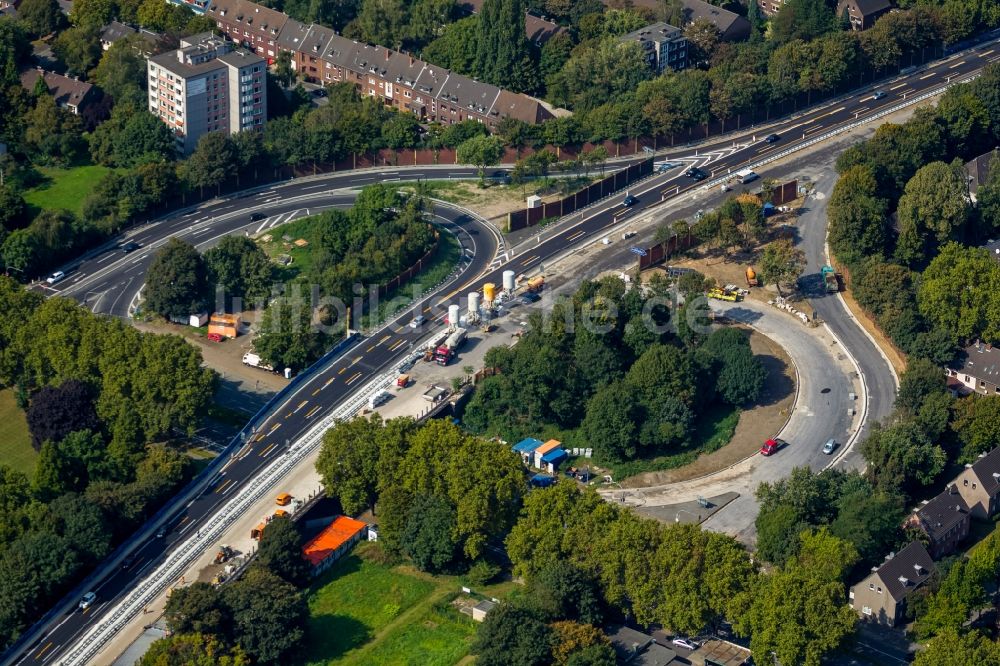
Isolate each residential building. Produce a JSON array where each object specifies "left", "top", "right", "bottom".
[
  {"left": 0, "top": 0, "right": 19, "bottom": 18},
  {"left": 945, "top": 342, "right": 1000, "bottom": 396},
  {"left": 617, "top": 0, "right": 749, "bottom": 42},
  {"left": 966, "top": 147, "right": 998, "bottom": 202},
  {"left": 903, "top": 485, "right": 970, "bottom": 558},
  {"left": 167, "top": 0, "right": 212, "bottom": 15},
  {"left": 458, "top": 0, "right": 566, "bottom": 46},
  {"left": 836, "top": 0, "right": 892, "bottom": 30},
  {"left": 19, "top": 69, "right": 98, "bottom": 115},
  {"left": 147, "top": 34, "right": 267, "bottom": 154},
  {"left": 606, "top": 626, "right": 678, "bottom": 665},
  {"left": 99, "top": 21, "right": 160, "bottom": 53},
  {"left": 206, "top": 0, "right": 556, "bottom": 127},
  {"left": 619, "top": 22, "right": 688, "bottom": 73},
  {"left": 849, "top": 542, "right": 935, "bottom": 627},
  {"left": 954, "top": 447, "right": 1000, "bottom": 519},
  {"left": 688, "top": 640, "right": 750, "bottom": 666}
]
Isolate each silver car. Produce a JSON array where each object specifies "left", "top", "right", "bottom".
[
  {"left": 822, "top": 439, "right": 837, "bottom": 455},
  {"left": 79, "top": 592, "right": 96, "bottom": 610}
]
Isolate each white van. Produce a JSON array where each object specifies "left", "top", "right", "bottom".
[{"left": 735, "top": 170, "right": 758, "bottom": 184}]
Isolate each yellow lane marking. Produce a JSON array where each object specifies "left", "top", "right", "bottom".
[
  {"left": 351, "top": 356, "right": 362, "bottom": 365},
  {"left": 567, "top": 229, "right": 586, "bottom": 242},
  {"left": 804, "top": 125, "right": 824, "bottom": 135},
  {"left": 338, "top": 367, "right": 346, "bottom": 375},
  {"left": 388, "top": 339, "right": 407, "bottom": 351},
  {"left": 306, "top": 405, "right": 321, "bottom": 418},
  {"left": 982, "top": 49, "right": 995, "bottom": 56},
  {"left": 377, "top": 334, "right": 391, "bottom": 345},
  {"left": 345, "top": 372, "right": 362, "bottom": 385},
  {"left": 259, "top": 443, "right": 277, "bottom": 457},
  {"left": 520, "top": 255, "right": 540, "bottom": 267},
  {"left": 268, "top": 422, "right": 281, "bottom": 434},
  {"left": 366, "top": 345, "right": 375, "bottom": 352},
  {"left": 920, "top": 72, "right": 935, "bottom": 79},
  {"left": 293, "top": 400, "right": 308, "bottom": 413},
  {"left": 179, "top": 516, "right": 190, "bottom": 525},
  {"left": 889, "top": 82, "right": 908, "bottom": 90},
  {"left": 949, "top": 60, "right": 965, "bottom": 69},
  {"left": 214, "top": 478, "right": 234, "bottom": 494},
  {"left": 35, "top": 642, "right": 54, "bottom": 659}
]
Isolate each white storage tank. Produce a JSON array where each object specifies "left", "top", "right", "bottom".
[
  {"left": 468, "top": 292, "right": 481, "bottom": 315},
  {"left": 448, "top": 304, "right": 460, "bottom": 328},
  {"left": 502, "top": 270, "right": 516, "bottom": 293}
]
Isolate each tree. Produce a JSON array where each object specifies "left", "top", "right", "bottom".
[
  {"left": 472, "top": 603, "right": 554, "bottom": 666},
  {"left": 917, "top": 243, "right": 1000, "bottom": 345},
  {"left": 827, "top": 165, "right": 889, "bottom": 265},
  {"left": 316, "top": 417, "right": 381, "bottom": 515},
  {"left": 421, "top": 16, "right": 479, "bottom": 75},
  {"left": 914, "top": 629, "right": 1000, "bottom": 666},
  {"left": 860, "top": 420, "right": 946, "bottom": 493},
  {"left": 952, "top": 396, "right": 1000, "bottom": 463},
  {"left": 164, "top": 582, "right": 229, "bottom": 637},
  {"left": 0, "top": 185, "right": 28, "bottom": 233},
  {"left": 755, "top": 503, "right": 806, "bottom": 566},
  {"left": 23, "top": 94, "right": 84, "bottom": 165},
  {"left": 771, "top": 0, "right": 836, "bottom": 44},
  {"left": 25, "top": 379, "right": 99, "bottom": 451},
  {"left": 272, "top": 50, "right": 295, "bottom": 87},
  {"left": 350, "top": 0, "right": 408, "bottom": 49},
  {"left": 551, "top": 622, "right": 613, "bottom": 666},
  {"left": 456, "top": 135, "right": 503, "bottom": 186},
  {"left": 473, "top": 0, "right": 538, "bottom": 93},
  {"left": 895, "top": 161, "right": 972, "bottom": 267},
  {"left": 253, "top": 293, "right": 329, "bottom": 372},
  {"left": 18, "top": 0, "right": 63, "bottom": 37},
  {"left": 581, "top": 382, "right": 641, "bottom": 461},
  {"left": 140, "top": 632, "right": 249, "bottom": 666},
  {"left": 758, "top": 238, "right": 805, "bottom": 296},
  {"left": 182, "top": 133, "right": 236, "bottom": 196},
  {"left": 203, "top": 236, "right": 273, "bottom": 305},
  {"left": 52, "top": 26, "right": 102, "bottom": 77},
  {"left": 143, "top": 238, "right": 210, "bottom": 318},
  {"left": 223, "top": 567, "right": 306, "bottom": 665},
  {"left": 402, "top": 494, "right": 457, "bottom": 572},
  {"left": 92, "top": 36, "right": 148, "bottom": 107},
  {"left": 256, "top": 516, "right": 311, "bottom": 586},
  {"left": 528, "top": 562, "right": 603, "bottom": 624},
  {"left": 699, "top": 328, "right": 767, "bottom": 405}
]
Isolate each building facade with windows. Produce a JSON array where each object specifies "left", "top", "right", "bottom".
[
  {"left": 619, "top": 22, "right": 688, "bottom": 73},
  {"left": 849, "top": 542, "right": 935, "bottom": 627},
  {"left": 147, "top": 34, "right": 266, "bottom": 154}
]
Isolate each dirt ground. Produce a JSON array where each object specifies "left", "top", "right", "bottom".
[
  {"left": 624, "top": 326, "right": 795, "bottom": 487},
  {"left": 134, "top": 313, "right": 289, "bottom": 415}
]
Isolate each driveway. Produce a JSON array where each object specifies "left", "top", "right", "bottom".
[{"left": 601, "top": 298, "right": 860, "bottom": 544}]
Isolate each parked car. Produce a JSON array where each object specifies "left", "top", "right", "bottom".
[
  {"left": 622, "top": 193, "right": 639, "bottom": 207},
  {"left": 765, "top": 133, "right": 781, "bottom": 144},
  {"left": 250, "top": 212, "right": 266, "bottom": 222},
  {"left": 45, "top": 271, "right": 66, "bottom": 285},
  {"left": 120, "top": 241, "right": 141, "bottom": 253},
  {"left": 79, "top": 592, "right": 96, "bottom": 610},
  {"left": 520, "top": 292, "right": 541, "bottom": 304},
  {"left": 873, "top": 90, "right": 887, "bottom": 100},
  {"left": 408, "top": 314, "right": 427, "bottom": 329},
  {"left": 685, "top": 167, "right": 708, "bottom": 181},
  {"left": 672, "top": 637, "right": 699, "bottom": 650},
  {"left": 760, "top": 438, "right": 786, "bottom": 456},
  {"left": 311, "top": 88, "right": 327, "bottom": 98},
  {"left": 822, "top": 438, "right": 837, "bottom": 455}
]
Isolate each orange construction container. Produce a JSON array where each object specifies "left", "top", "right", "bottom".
[
  {"left": 301, "top": 516, "right": 367, "bottom": 567},
  {"left": 251, "top": 522, "right": 266, "bottom": 540},
  {"left": 208, "top": 313, "right": 241, "bottom": 339}
]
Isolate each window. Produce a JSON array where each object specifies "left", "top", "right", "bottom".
[
  {"left": 973, "top": 483, "right": 978, "bottom": 489},
  {"left": 869, "top": 583, "right": 874, "bottom": 590},
  {"left": 965, "top": 479, "right": 969, "bottom": 486},
  {"left": 877, "top": 586, "right": 882, "bottom": 594}
]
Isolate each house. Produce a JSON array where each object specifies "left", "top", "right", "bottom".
[
  {"left": 206, "top": 0, "right": 291, "bottom": 63},
  {"left": 903, "top": 485, "right": 970, "bottom": 558},
  {"left": 471, "top": 599, "right": 496, "bottom": 622},
  {"left": 849, "top": 541, "right": 935, "bottom": 627},
  {"left": 100, "top": 21, "right": 159, "bottom": 53},
  {"left": 618, "top": 22, "right": 688, "bottom": 73},
  {"left": 533, "top": 439, "right": 561, "bottom": 469},
  {"left": 606, "top": 626, "right": 678, "bottom": 665},
  {"left": 836, "top": 0, "right": 892, "bottom": 30},
  {"left": 613, "top": 0, "right": 750, "bottom": 41},
  {"left": 966, "top": 147, "right": 998, "bottom": 202},
  {"left": 167, "top": 0, "right": 212, "bottom": 15},
  {"left": 954, "top": 447, "right": 1000, "bottom": 519},
  {"left": 0, "top": 0, "right": 18, "bottom": 18},
  {"left": 945, "top": 342, "right": 1000, "bottom": 396},
  {"left": 19, "top": 69, "right": 98, "bottom": 115},
  {"left": 512, "top": 437, "right": 543, "bottom": 465},
  {"left": 458, "top": 0, "right": 566, "bottom": 46},
  {"left": 301, "top": 515, "right": 367, "bottom": 574},
  {"left": 688, "top": 639, "right": 750, "bottom": 666}
]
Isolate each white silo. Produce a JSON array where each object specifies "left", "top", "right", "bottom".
[
  {"left": 448, "top": 304, "right": 461, "bottom": 330},
  {"left": 502, "top": 270, "right": 516, "bottom": 293},
  {"left": 468, "top": 292, "right": 481, "bottom": 316}
]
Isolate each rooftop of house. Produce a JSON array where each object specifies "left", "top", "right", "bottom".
[
  {"left": 100, "top": 20, "right": 137, "bottom": 43},
  {"left": 966, "top": 446, "right": 1000, "bottom": 496},
  {"left": 608, "top": 625, "right": 654, "bottom": 659},
  {"left": 869, "top": 541, "right": 935, "bottom": 601},
  {"left": 953, "top": 342, "right": 1000, "bottom": 384},
  {"left": 967, "top": 147, "right": 999, "bottom": 197},
  {"left": 206, "top": 0, "right": 290, "bottom": 38},
  {"left": 848, "top": 0, "right": 893, "bottom": 15},
  {"left": 911, "top": 485, "right": 969, "bottom": 541},
  {"left": 150, "top": 35, "right": 263, "bottom": 77},
  {"left": 620, "top": 22, "right": 685, "bottom": 44},
  {"left": 458, "top": 0, "right": 566, "bottom": 44},
  {"left": 19, "top": 69, "right": 95, "bottom": 108}
]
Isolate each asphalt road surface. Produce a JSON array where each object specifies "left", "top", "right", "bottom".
[{"left": 9, "top": 40, "right": 998, "bottom": 666}]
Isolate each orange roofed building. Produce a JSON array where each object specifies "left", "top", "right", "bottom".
[{"left": 301, "top": 516, "right": 367, "bottom": 574}]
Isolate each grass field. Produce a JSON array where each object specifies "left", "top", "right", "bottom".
[
  {"left": 0, "top": 389, "right": 36, "bottom": 476},
  {"left": 303, "top": 543, "right": 506, "bottom": 665},
  {"left": 24, "top": 165, "right": 117, "bottom": 215}
]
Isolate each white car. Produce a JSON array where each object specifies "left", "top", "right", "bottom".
[
  {"left": 408, "top": 314, "right": 427, "bottom": 329},
  {"left": 46, "top": 271, "right": 66, "bottom": 285},
  {"left": 822, "top": 439, "right": 837, "bottom": 455},
  {"left": 672, "top": 637, "right": 699, "bottom": 651},
  {"left": 79, "top": 592, "right": 96, "bottom": 610}
]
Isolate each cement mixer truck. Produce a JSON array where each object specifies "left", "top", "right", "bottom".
[{"left": 434, "top": 328, "right": 467, "bottom": 365}]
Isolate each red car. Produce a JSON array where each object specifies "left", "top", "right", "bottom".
[{"left": 760, "top": 438, "right": 786, "bottom": 456}]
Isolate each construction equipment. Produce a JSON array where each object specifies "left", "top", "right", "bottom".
[
  {"left": 276, "top": 492, "right": 292, "bottom": 506},
  {"left": 251, "top": 522, "right": 266, "bottom": 540},
  {"left": 708, "top": 286, "right": 742, "bottom": 302},
  {"left": 745, "top": 266, "right": 759, "bottom": 287},
  {"left": 525, "top": 275, "right": 545, "bottom": 293},
  {"left": 821, "top": 265, "right": 840, "bottom": 293},
  {"left": 214, "top": 544, "right": 234, "bottom": 564},
  {"left": 434, "top": 328, "right": 467, "bottom": 365}
]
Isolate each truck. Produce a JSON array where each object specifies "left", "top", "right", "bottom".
[
  {"left": 242, "top": 352, "right": 274, "bottom": 372},
  {"left": 821, "top": 265, "right": 839, "bottom": 293},
  {"left": 525, "top": 276, "right": 545, "bottom": 293},
  {"left": 434, "top": 328, "right": 467, "bottom": 365},
  {"left": 708, "top": 286, "right": 742, "bottom": 302}
]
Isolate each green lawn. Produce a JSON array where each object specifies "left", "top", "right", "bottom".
[
  {"left": 303, "top": 542, "right": 508, "bottom": 665},
  {"left": 23, "top": 165, "right": 117, "bottom": 215},
  {"left": 0, "top": 389, "right": 36, "bottom": 477}
]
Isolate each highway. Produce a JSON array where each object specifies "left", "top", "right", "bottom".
[{"left": 8, "top": 39, "right": 999, "bottom": 666}]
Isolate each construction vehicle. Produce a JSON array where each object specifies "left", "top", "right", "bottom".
[
  {"left": 434, "top": 328, "right": 467, "bottom": 365},
  {"left": 214, "top": 544, "right": 234, "bottom": 564},
  {"left": 397, "top": 374, "right": 410, "bottom": 388},
  {"left": 525, "top": 276, "right": 545, "bottom": 293},
  {"left": 273, "top": 509, "right": 289, "bottom": 519},
  {"left": 276, "top": 492, "right": 292, "bottom": 506},
  {"left": 251, "top": 522, "right": 266, "bottom": 540},
  {"left": 708, "top": 286, "right": 742, "bottom": 302},
  {"left": 745, "top": 266, "right": 759, "bottom": 287},
  {"left": 821, "top": 265, "right": 840, "bottom": 293}
]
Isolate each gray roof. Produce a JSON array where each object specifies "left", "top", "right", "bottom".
[
  {"left": 874, "top": 542, "right": 934, "bottom": 601},
  {"left": 608, "top": 625, "right": 654, "bottom": 660},
  {"left": 969, "top": 446, "right": 1000, "bottom": 496},
  {"left": 19, "top": 69, "right": 95, "bottom": 109},
  {"left": 620, "top": 22, "right": 684, "bottom": 44},
  {"left": 912, "top": 486, "right": 969, "bottom": 541},
  {"left": 150, "top": 36, "right": 263, "bottom": 78},
  {"left": 206, "top": 0, "right": 290, "bottom": 40},
  {"left": 274, "top": 16, "right": 311, "bottom": 52},
  {"left": 967, "top": 148, "right": 999, "bottom": 197},
  {"left": 636, "top": 643, "right": 678, "bottom": 666},
  {"left": 955, "top": 343, "right": 1000, "bottom": 387},
  {"left": 472, "top": 599, "right": 496, "bottom": 613},
  {"left": 851, "top": 0, "right": 892, "bottom": 16},
  {"left": 459, "top": 0, "right": 566, "bottom": 44},
  {"left": 100, "top": 21, "right": 137, "bottom": 44}
]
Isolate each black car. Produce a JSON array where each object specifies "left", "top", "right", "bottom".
[
  {"left": 764, "top": 133, "right": 781, "bottom": 144},
  {"left": 685, "top": 167, "right": 708, "bottom": 181},
  {"left": 250, "top": 212, "right": 266, "bottom": 222},
  {"left": 311, "top": 88, "right": 328, "bottom": 98},
  {"left": 120, "top": 241, "right": 141, "bottom": 254},
  {"left": 520, "top": 292, "right": 541, "bottom": 304},
  {"left": 622, "top": 194, "right": 639, "bottom": 207}
]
